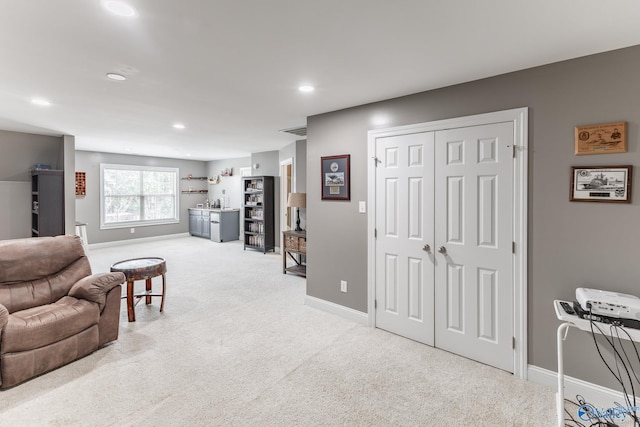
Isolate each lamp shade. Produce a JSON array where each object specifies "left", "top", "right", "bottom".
[{"left": 287, "top": 192, "right": 306, "bottom": 208}]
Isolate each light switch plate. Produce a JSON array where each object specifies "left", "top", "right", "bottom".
[{"left": 359, "top": 201, "right": 366, "bottom": 213}]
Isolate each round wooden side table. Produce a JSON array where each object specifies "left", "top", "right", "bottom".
[{"left": 110, "top": 257, "right": 167, "bottom": 322}]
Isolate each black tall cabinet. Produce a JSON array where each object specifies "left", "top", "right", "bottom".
[
  {"left": 31, "top": 170, "right": 64, "bottom": 237},
  {"left": 242, "top": 176, "right": 274, "bottom": 253}
]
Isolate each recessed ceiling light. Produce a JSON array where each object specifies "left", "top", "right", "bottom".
[
  {"left": 103, "top": 1, "right": 136, "bottom": 17},
  {"left": 298, "top": 85, "right": 315, "bottom": 93},
  {"left": 173, "top": 123, "right": 186, "bottom": 129},
  {"left": 185, "top": 153, "right": 192, "bottom": 157},
  {"left": 31, "top": 98, "right": 51, "bottom": 107},
  {"left": 106, "top": 73, "right": 126, "bottom": 81}
]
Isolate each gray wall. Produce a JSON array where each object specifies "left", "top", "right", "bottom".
[
  {"left": 250, "top": 150, "right": 281, "bottom": 246},
  {"left": 62, "top": 135, "right": 76, "bottom": 234},
  {"left": 0, "top": 182, "right": 30, "bottom": 239},
  {"left": 206, "top": 157, "right": 251, "bottom": 210},
  {"left": 75, "top": 150, "right": 207, "bottom": 244},
  {"left": 0, "top": 129, "right": 63, "bottom": 181},
  {"left": 306, "top": 45, "right": 640, "bottom": 389},
  {"left": 0, "top": 130, "right": 64, "bottom": 239},
  {"left": 251, "top": 150, "right": 279, "bottom": 177},
  {"left": 278, "top": 140, "right": 308, "bottom": 231},
  {"left": 295, "top": 140, "right": 307, "bottom": 229},
  {"left": 295, "top": 140, "right": 307, "bottom": 193}
]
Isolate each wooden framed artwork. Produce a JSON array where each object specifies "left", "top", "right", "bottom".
[
  {"left": 75, "top": 171, "right": 86, "bottom": 196},
  {"left": 575, "top": 121, "right": 627, "bottom": 155},
  {"left": 321, "top": 154, "right": 350, "bottom": 200},
  {"left": 570, "top": 165, "right": 632, "bottom": 203}
]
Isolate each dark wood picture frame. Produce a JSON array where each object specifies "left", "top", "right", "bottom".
[
  {"left": 321, "top": 154, "right": 350, "bottom": 200},
  {"left": 570, "top": 165, "right": 632, "bottom": 203}
]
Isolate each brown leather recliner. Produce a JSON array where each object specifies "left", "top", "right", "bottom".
[{"left": 0, "top": 235, "right": 125, "bottom": 389}]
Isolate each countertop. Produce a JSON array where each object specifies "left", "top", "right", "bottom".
[{"left": 188, "top": 207, "right": 240, "bottom": 212}]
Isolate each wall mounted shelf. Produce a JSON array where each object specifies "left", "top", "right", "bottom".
[
  {"left": 181, "top": 176, "right": 208, "bottom": 181},
  {"left": 181, "top": 190, "right": 208, "bottom": 194}
]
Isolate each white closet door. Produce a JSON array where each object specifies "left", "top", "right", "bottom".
[
  {"left": 375, "top": 131, "right": 435, "bottom": 345},
  {"left": 433, "top": 122, "right": 514, "bottom": 372}
]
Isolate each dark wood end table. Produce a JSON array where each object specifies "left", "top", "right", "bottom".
[{"left": 110, "top": 257, "right": 167, "bottom": 322}]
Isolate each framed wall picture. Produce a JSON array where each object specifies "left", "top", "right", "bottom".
[
  {"left": 75, "top": 171, "right": 86, "bottom": 196},
  {"left": 570, "top": 165, "right": 632, "bottom": 203},
  {"left": 574, "top": 121, "right": 627, "bottom": 155},
  {"left": 321, "top": 154, "right": 350, "bottom": 200}
]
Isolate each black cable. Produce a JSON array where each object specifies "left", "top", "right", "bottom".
[
  {"left": 611, "top": 324, "right": 640, "bottom": 422},
  {"left": 609, "top": 325, "right": 640, "bottom": 422},
  {"left": 587, "top": 312, "right": 640, "bottom": 426},
  {"left": 564, "top": 395, "right": 588, "bottom": 426},
  {"left": 589, "top": 320, "right": 637, "bottom": 425},
  {"left": 566, "top": 394, "right": 618, "bottom": 427}
]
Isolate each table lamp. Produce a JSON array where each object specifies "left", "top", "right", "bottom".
[{"left": 287, "top": 192, "right": 306, "bottom": 231}]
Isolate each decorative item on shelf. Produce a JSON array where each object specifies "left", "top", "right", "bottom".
[
  {"left": 31, "top": 163, "right": 51, "bottom": 171},
  {"left": 287, "top": 192, "right": 306, "bottom": 231},
  {"left": 321, "top": 154, "right": 350, "bottom": 200},
  {"left": 208, "top": 176, "right": 220, "bottom": 185},
  {"left": 570, "top": 165, "right": 632, "bottom": 203},
  {"left": 220, "top": 168, "right": 233, "bottom": 177}
]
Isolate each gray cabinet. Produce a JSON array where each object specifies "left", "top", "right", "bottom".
[
  {"left": 188, "top": 208, "right": 210, "bottom": 238},
  {"left": 210, "top": 210, "right": 239, "bottom": 242}
]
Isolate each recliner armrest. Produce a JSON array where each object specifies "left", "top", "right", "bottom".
[
  {"left": 0, "top": 303, "right": 8, "bottom": 331},
  {"left": 69, "top": 272, "right": 125, "bottom": 311}
]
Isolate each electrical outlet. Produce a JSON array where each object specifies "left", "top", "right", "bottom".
[
  {"left": 130, "top": 228, "right": 135, "bottom": 234},
  {"left": 340, "top": 280, "right": 347, "bottom": 293}
]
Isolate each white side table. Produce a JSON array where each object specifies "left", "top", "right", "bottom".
[
  {"left": 554, "top": 300, "right": 640, "bottom": 426},
  {"left": 75, "top": 222, "right": 88, "bottom": 254}
]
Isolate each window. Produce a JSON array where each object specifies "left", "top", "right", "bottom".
[{"left": 100, "top": 164, "right": 179, "bottom": 229}]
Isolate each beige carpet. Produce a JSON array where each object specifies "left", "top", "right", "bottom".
[{"left": 0, "top": 236, "right": 557, "bottom": 426}]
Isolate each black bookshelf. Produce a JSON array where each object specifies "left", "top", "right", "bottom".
[
  {"left": 242, "top": 176, "right": 274, "bottom": 253},
  {"left": 31, "top": 170, "right": 64, "bottom": 237}
]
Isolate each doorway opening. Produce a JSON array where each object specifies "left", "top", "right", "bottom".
[{"left": 280, "top": 159, "right": 293, "bottom": 235}]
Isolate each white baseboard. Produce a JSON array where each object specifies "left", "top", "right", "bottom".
[
  {"left": 88, "top": 232, "right": 190, "bottom": 250},
  {"left": 304, "top": 295, "right": 368, "bottom": 325},
  {"left": 528, "top": 364, "right": 638, "bottom": 410}
]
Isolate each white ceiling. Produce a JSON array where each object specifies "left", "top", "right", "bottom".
[{"left": 2, "top": 1, "right": 640, "bottom": 161}]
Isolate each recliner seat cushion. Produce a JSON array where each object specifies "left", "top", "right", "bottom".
[{"left": 1, "top": 296, "right": 99, "bottom": 354}]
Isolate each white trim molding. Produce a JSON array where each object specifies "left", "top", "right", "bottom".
[
  {"left": 528, "top": 365, "right": 639, "bottom": 412},
  {"left": 87, "top": 232, "right": 190, "bottom": 250},
  {"left": 305, "top": 295, "right": 368, "bottom": 325},
  {"left": 367, "top": 107, "right": 529, "bottom": 379}
]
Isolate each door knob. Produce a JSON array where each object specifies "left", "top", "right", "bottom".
[
  {"left": 422, "top": 244, "right": 430, "bottom": 252},
  {"left": 438, "top": 246, "right": 447, "bottom": 254}
]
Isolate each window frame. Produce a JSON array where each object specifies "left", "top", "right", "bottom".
[{"left": 99, "top": 163, "right": 180, "bottom": 230}]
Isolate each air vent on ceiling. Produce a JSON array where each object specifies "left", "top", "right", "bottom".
[{"left": 280, "top": 126, "right": 307, "bottom": 137}]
